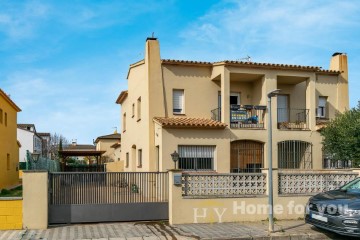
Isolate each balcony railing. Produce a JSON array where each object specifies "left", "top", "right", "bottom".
[
  {"left": 211, "top": 105, "right": 266, "bottom": 129},
  {"left": 277, "top": 108, "right": 309, "bottom": 130}
]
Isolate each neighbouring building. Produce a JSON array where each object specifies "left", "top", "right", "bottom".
[
  {"left": 94, "top": 132, "right": 121, "bottom": 162},
  {"left": 38, "top": 132, "right": 51, "bottom": 158},
  {"left": 17, "top": 124, "right": 43, "bottom": 162},
  {"left": 116, "top": 38, "right": 349, "bottom": 173},
  {"left": 0, "top": 89, "right": 21, "bottom": 189}
]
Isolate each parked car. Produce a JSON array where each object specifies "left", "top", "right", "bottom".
[{"left": 305, "top": 177, "right": 360, "bottom": 237}]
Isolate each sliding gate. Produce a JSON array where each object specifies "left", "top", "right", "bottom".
[{"left": 49, "top": 172, "right": 169, "bottom": 224}]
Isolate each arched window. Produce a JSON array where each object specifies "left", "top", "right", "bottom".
[
  {"left": 231, "top": 140, "right": 264, "bottom": 173},
  {"left": 278, "top": 140, "right": 312, "bottom": 169}
]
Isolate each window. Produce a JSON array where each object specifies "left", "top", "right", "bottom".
[
  {"left": 278, "top": 140, "right": 312, "bottom": 169},
  {"left": 126, "top": 153, "right": 129, "bottom": 167},
  {"left": 173, "top": 89, "right": 184, "bottom": 114},
  {"left": 138, "top": 149, "right": 142, "bottom": 167},
  {"left": 4, "top": 112, "right": 7, "bottom": 126},
  {"left": 230, "top": 140, "right": 264, "bottom": 173},
  {"left": 317, "top": 96, "right": 327, "bottom": 118},
  {"left": 178, "top": 145, "right": 214, "bottom": 171},
  {"left": 123, "top": 113, "right": 126, "bottom": 132},
  {"left": 0, "top": 108, "right": 2, "bottom": 124},
  {"left": 7, "top": 154, "right": 10, "bottom": 170},
  {"left": 137, "top": 97, "right": 141, "bottom": 121},
  {"left": 132, "top": 103, "right": 135, "bottom": 118}
]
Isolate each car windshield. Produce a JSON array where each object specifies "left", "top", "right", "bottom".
[{"left": 340, "top": 178, "right": 360, "bottom": 191}]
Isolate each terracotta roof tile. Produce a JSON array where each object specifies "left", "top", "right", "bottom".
[
  {"left": 160, "top": 59, "right": 340, "bottom": 74},
  {"left": 116, "top": 90, "right": 128, "bottom": 104},
  {"left": 153, "top": 117, "right": 227, "bottom": 129}
]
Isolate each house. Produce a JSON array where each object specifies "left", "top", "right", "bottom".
[
  {"left": 0, "top": 89, "right": 21, "bottom": 189},
  {"left": 116, "top": 38, "right": 349, "bottom": 173},
  {"left": 17, "top": 124, "right": 43, "bottom": 163},
  {"left": 94, "top": 132, "right": 122, "bottom": 171},
  {"left": 38, "top": 132, "right": 51, "bottom": 158}
]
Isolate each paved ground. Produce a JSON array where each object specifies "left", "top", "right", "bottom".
[{"left": 0, "top": 220, "right": 354, "bottom": 240}]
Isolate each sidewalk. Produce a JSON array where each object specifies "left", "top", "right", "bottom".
[{"left": 0, "top": 220, "right": 351, "bottom": 240}]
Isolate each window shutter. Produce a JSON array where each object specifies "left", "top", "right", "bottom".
[{"left": 173, "top": 90, "right": 184, "bottom": 113}]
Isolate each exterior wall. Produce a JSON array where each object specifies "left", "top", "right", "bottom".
[
  {"left": 0, "top": 96, "right": 19, "bottom": 189},
  {"left": 0, "top": 198, "right": 22, "bottom": 230},
  {"left": 22, "top": 171, "right": 48, "bottom": 229},
  {"left": 96, "top": 139, "right": 121, "bottom": 162},
  {"left": 169, "top": 170, "right": 311, "bottom": 225},
  {"left": 105, "top": 161, "right": 124, "bottom": 172},
  {"left": 316, "top": 75, "right": 339, "bottom": 119},
  {"left": 157, "top": 125, "right": 231, "bottom": 172},
  {"left": 121, "top": 63, "right": 151, "bottom": 172},
  {"left": 17, "top": 128, "right": 34, "bottom": 163}
]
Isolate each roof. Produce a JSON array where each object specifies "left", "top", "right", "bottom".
[
  {"left": 94, "top": 133, "right": 121, "bottom": 143},
  {"left": 38, "top": 132, "right": 50, "bottom": 137},
  {"left": 17, "top": 124, "right": 35, "bottom": 129},
  {"left": 116, "top": 90, "right": 128, "bottom": 104},
  {"left": 153, "top": 117, "right": 227, "bottom": 129},
  {"left": 0, "top": 89, "right": 21, "bottom": 112},
  {"left": 59, "top": 150, "right": 105, "bottom": 157},
  {"left": 63, "top": 144, "right": 96, "bottom": 151},
  {"left": 110, "top": 143, "right": 121, "bottom": 149},
  {"left": 160, "top": 59, "right": 340, "bottom": 74}
]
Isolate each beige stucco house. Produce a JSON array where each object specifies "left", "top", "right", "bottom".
[
  {"left": 94, "top": 133, "right": 122, "bottom": 171},
  {"left": 116, "top": 38, "right": 349, "bottom": 173}
]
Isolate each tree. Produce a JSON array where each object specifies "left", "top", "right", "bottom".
[
  {"left": 48, "top": 133, "right": 69, "bottom": 160},
  {"left": 321, "top": 101, "right": 360, "bottom": 166}
]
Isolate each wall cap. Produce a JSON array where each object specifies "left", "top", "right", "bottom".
[
  {"left": 0, "top": 197, "right": 23, "bottom": 200},
  {"left": 23, "top": 170, "right": 48, "bottom": 173}
]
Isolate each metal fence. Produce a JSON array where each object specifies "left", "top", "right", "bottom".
[
  {"left": 26, "top": 151, "right": 60, "bottom": 172},
  {"left": 182, "top": 173, "right": 267, "bottom": 197},
  {"left": 49, "top": 172, "right": 168, "bottom": 204},
  {"left": 277, "top": 108, "right": 309, "bottom": 130},
  {"left": 278, "top": 171, "right": 358, "bottom": 195}
]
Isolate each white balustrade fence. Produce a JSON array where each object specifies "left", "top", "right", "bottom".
[
  {"left": 278, "top": 171, "right": 358, "bottom": 195},
  {"left": 182, "top": 173, "right": 267, "bottom": 197}
]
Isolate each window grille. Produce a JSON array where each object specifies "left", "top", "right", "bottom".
[
  {"left": 178, "top": 145, "right": 214, "bottom": 171},
  {"left": 231, "top": 140, "right": 264, "bottom": 173},
  {"left": 278, "top": 140, "right": 312, "bottom": 169}
]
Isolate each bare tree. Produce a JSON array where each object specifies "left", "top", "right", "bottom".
[{"left": 48, "top": 133, "right": 69, "bottom": 160}]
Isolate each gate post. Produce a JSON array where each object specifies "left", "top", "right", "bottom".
[
  {"left": 23, "top": 170, "right": 48, "bottom": 229},
  {"left": 168, "top": 169, "right": 183, "bottom": 225}
]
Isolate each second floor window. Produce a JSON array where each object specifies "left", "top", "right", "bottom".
[
  {"left": 126, "top": 153, "right": 129, "bottom": 167},
  {"left": 4, "top": 112, "right": 7, "bottom": 126},
  {"left": 137, "top": 97, "right": 141, "bottom": 121},
  {"left": 173, "top": 89, "right": 184, "bottom": 114},
  {"left": 138, "top": 149, "right": 142, "bottom": 167},
  {"left": 317, "top": 96, "right": 327, "bottom": 118},
  {"left": 0, "top": 108, "right": 3, "bottom": 124},
  {"left": 123, "top": 113, "right": 126, "bottom": 132},
  {"left": 132, "top": 103, "right": 135, "bottom": 118}
]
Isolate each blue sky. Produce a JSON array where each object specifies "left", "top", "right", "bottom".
[{"left": 1, "top": 0, "right": 359, "bottom": 144}]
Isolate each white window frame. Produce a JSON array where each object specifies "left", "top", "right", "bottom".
[
  {"left": 317, "top": 96, "right": 327, "bottom": 118},
  {"left": 173, "top": 89, "right": 185, "bottom": 114}
]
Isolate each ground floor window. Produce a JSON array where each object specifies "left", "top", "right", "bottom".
[
  {"left": 231, "top": 140, "right": 264, "bottom": 173},
  {"left": 278, "top": 140, "right": 312, "bottom": 169},
  {"left": 178, "top": 145, "right": 214, "bottom": 171}
]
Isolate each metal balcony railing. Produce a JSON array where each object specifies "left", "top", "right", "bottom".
[
  {"left": 277, "top": 108, "right": 309, "bottom": 130},
  {"left": 211, "top": 105, "right": 266, "bottom": 129}
]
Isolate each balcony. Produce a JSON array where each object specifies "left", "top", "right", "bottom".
[
  {"left": 211, "top": 105, "right": 266, "bottom": 129},
  {"left": 277, "top": 108, "right": 309, "bottom": 130}
]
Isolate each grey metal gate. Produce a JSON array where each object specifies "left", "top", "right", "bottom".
[{"left": 49, "top": 172, "right": 169, "bottom": 224}]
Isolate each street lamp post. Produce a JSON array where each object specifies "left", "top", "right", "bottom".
[
  {"left": 171, "top": 151, "right": 179, "bottom": 169},
  {"left": 267, "top": 89, "right": 281, "bottom": 233}
]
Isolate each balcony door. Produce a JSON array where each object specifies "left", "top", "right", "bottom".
[
  {"left": 218, "top": 92, "right": 241, "bottom": 108},
  {"left": 277, "top": 95, "right": 289, "bottom": 122}
]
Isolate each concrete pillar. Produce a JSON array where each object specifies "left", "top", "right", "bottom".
[
  {"left": 221, "top": 67, "right": 230, "bottom": 125},
  {"left": 306, "top": 75, "right": 316, "bottom": 130},
  {"left": 168, "top": 169, "right": 183, "bottom": 225},
  {"left": 23, "top": 171, "right": 48, "bottom": 229},
  {"left": 262, "top": 168, "right": 279, "bottom": 198}
]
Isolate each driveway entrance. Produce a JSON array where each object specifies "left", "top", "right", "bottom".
[{"left": 48, "top": 172, "right": 168, "bottom": 224}]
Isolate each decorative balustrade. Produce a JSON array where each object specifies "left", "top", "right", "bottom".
[
  {"left": 182, "top": 173, "right": 267, "bottom": 197},
  {"left": 278, "top": 171, "right": 358, "bottom": 195}
]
